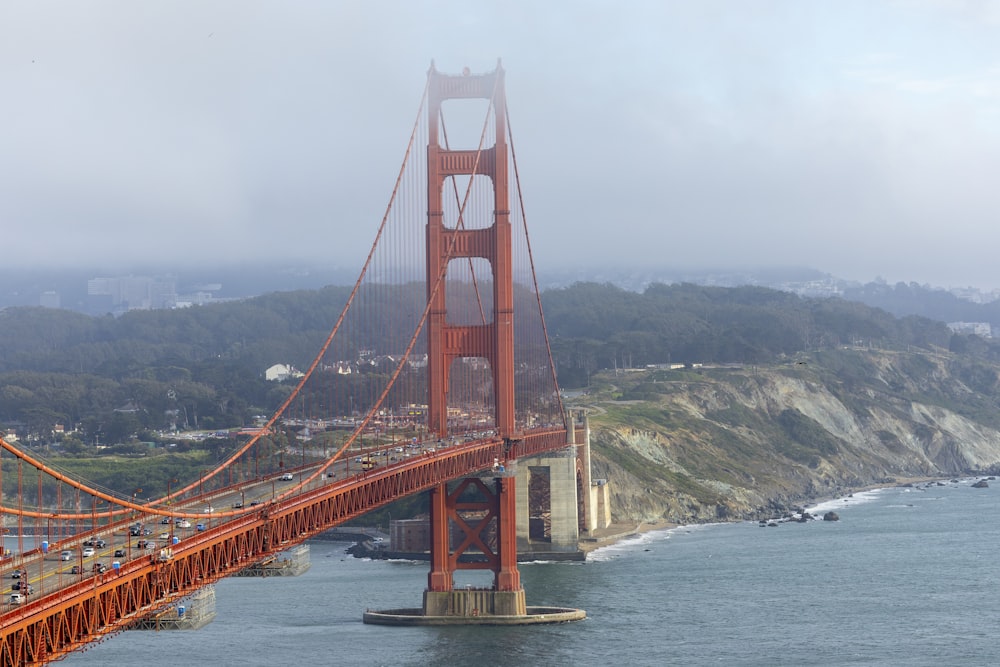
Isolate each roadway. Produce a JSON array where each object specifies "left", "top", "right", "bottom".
[{"left": 0, "top": 437, "right": 455, "bottom": 609}]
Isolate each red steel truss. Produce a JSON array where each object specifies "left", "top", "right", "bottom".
[{"left": 0, "top": 430, "right": 567, "bottom": 666}]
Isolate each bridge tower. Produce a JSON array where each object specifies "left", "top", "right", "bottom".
[
  {"left": 365, "top": 61, "right": 583, "bottom": 626},
  {"left": 423, "top": 60, "right": 523, "bottom": 616},
  {"left": 425, "top": 60, "right": 513, "bottom": 439}
]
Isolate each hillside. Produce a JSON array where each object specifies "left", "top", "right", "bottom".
[
  {"left": 5, "top": 279, "right": 1000, "bottom": 529},
  {"left": 574, "top": 346, "right": 1000, "bottom": 524}
]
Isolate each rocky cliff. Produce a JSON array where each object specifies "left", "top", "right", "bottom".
[{"left": 574, "top": 346, "right": 1000, "bottom": 524}]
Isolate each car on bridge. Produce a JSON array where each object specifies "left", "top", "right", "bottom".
[
  {"left": 176, "top": 519, "right": 191, "bottom": 529},
  {"left": 9, "top": 569, "right": 25, "bottom": 579},
  {"left": 113, "top": 549, "right": 126, "bottom": 558},
  {"left": 60, "top": 550, "right": 73, "bottom": 561},
  {"left": 82, "top": 547, "right": 95, "bottom": 558},
  {"left": 9, "top": 593, "right": 25, "bottom": 605},
  {"left": 280, "top": 473, "right": 294, "bottom": 481},
  {"left": 70, "top": 565, "right": 82, "bottom": 574},
  {"left": 92, "top": 563, "right": 107, "bottom": 574}
]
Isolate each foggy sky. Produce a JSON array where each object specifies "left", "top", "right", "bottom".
[{"left": 3, "top": 1, "right": 1000, "bottom": 290}]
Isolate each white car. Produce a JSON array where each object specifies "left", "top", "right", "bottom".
[
  {"left": 60, "top": 550, "right": 73, "bottom": 561},
  {"left": 82, "top": 547, "right": 95, "bottom": 557},
  {"left": 175, "top": 520, "right": 191, "bottom": 529},
  {"left": 9, "top": 593, "right": 25, "bottom": 605},
  {"left": 280, "top": 473, "right": 294, "bottom": 481}
]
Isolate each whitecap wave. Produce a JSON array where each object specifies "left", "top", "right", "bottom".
[
  {"left": 586, "top": 524, "right": 705, "bottom": 562},
  {"left": 806, "top": 487, "right": 888, "bottom": 515}
]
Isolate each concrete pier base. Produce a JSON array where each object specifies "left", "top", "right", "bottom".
[
  {"left": 233, "top": 544, "right": 310, "bottom": 577},
  {"left": 132, "top": 586, "right": 217, "bottom": 631},
  {"left": 364, "top": 587, "right": 584, "bottom": 626},
  {"left": 422, "top": 587, "right": 527, "bottom": 616}
]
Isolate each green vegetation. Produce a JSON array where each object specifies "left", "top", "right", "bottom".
[
  {"left": 1, "top": 449, "right": 217, "bottom": 504},
  {"left": 4, "top": 279, "right": 1000, "bottom": 505},
  {"left": 544, "top": 282, "right": 959, "bottom": 388}
]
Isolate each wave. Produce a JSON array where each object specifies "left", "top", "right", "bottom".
[
  {"left": 586, "top": 524, "right": 713, "bottom": 562},
  {"left": 805, "top": 487, "right": 889, "bottom": 515}
]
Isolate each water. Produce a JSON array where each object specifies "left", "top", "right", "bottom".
[{"left": 61, "top": 479, "right": 999, "bottom": 666}]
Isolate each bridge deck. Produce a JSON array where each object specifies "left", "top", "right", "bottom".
[{"left": 0, "top": 429, "right": 569, "bottom": 665}]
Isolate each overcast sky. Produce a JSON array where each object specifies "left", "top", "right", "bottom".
[{"left": 3, "top": 1, "right": 1000, "bottom": 290}]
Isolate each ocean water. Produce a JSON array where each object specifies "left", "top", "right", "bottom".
[{"left": 61, "top": 478, "right": 1000, "bottom": 666}]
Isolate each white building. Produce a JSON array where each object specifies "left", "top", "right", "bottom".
[{"left": 265, "top": 364, "right": 305, "bottom": 382}]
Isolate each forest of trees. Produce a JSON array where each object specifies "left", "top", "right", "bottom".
[
  {"left": 542, "top": 282, "right": 973, "bottom": 387},
  {"left": 1, "top": 280, "right": 995, "bottom": 446}
]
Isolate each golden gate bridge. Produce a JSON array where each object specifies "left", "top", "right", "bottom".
[{"left": 0, "top": 61, "right": 588, "bottom": 665}]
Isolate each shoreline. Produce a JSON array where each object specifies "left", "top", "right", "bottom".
[
  {"left": 578, "top": 519, "right": 680, "bottom": 555},
  {"left": 337, "top": 476, "right": 969, "bottom": 561},
  {"left": 579, "top": 475, "right": 952, "bottom": 556}
]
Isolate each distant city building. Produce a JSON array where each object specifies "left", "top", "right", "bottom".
[
  {"left": 949, "top": 287, "right": 1000, "bottom": 304},
  {"left": 39, "top": 291, "right": 60, "bottom": 308},
  {"left": 947, "top": 321, "right": 993, "bottom": 337},
  {"left": 175, "top": 291, "right": 221, "bottom": 308},
  {"left": 87, "top": 275, "right": 177, "bottom": 312}
]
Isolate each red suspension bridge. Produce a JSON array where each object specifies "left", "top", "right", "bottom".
[{"left": 0, "top": 61, "right": 585, "bottom": 664}]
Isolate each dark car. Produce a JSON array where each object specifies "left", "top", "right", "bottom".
[
  {"left": 113, "top": 549, "right": 126, "bottom": 558},
  {"left": 92, "top": 563, "right": 107, "bottom": 574},
  {"left": 70, "top": 565, "right": 82, "bottom": 574},
  {"left": 10, "top": 570, "right": 24, "bottom": 579}
]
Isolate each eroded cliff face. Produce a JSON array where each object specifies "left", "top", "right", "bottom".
[{"left": 578, "top": 349, "right": 1000, "bottom": 524}]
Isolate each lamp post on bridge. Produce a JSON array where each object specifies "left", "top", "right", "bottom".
[
  {"left": 165, "top": 478, "right": 178, "bottom": 533},
  {"left": 166, "top": 478, "right": 178, "bottom": 545},
  {"left": 46, "top": 512, "right": 55, "bottom": 551},
  {"left": 130, "top": 489, "right": 142, "bottom": 556}
]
